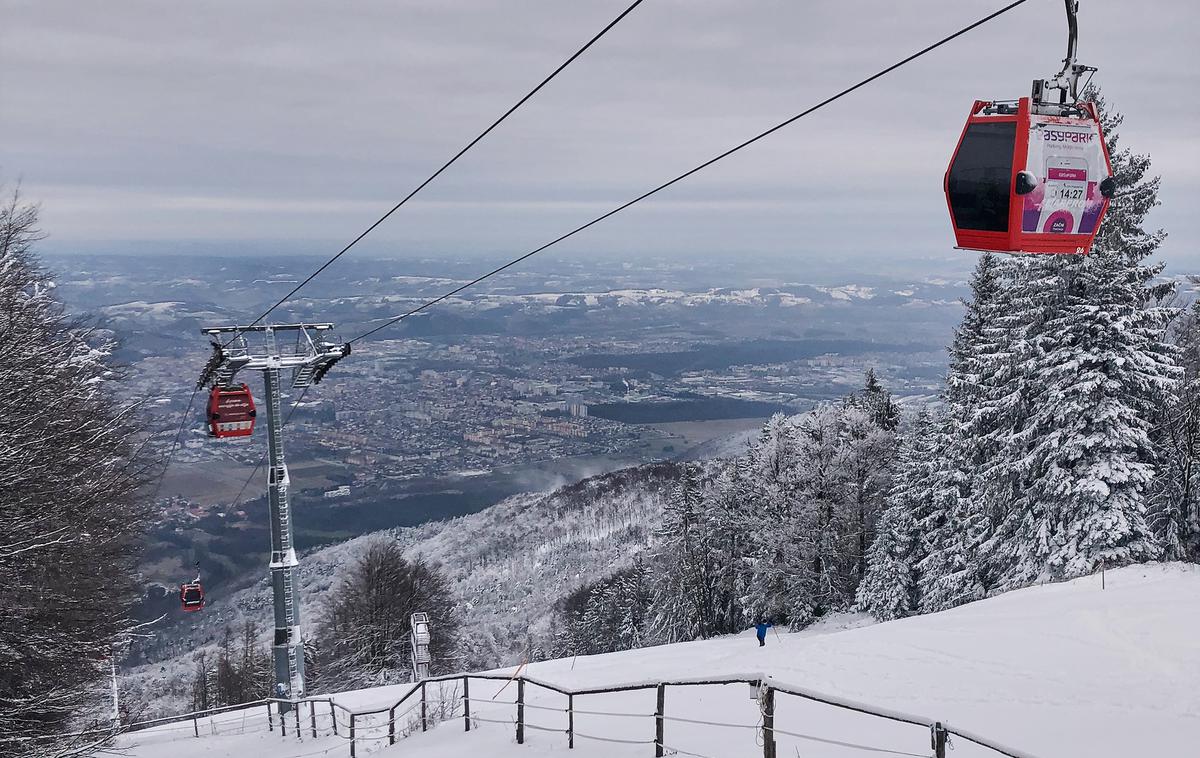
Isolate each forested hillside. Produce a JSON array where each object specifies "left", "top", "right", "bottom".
[{"left": 554, "top": 93, "right": 1200, "bottom": 655}]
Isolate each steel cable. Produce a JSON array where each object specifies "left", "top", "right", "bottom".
[
  {"left": 221, "top": 0, "right": 647, "bottom": 349},
  {"left": 769, "top": 726, "right": 930, "bottom": 757},
  {"left": 347, "top": 0, "right": 1034, "bottom": 345}
]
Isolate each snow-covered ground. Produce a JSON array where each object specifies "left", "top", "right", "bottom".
[{"left": 115, "top": 563, "right": 1200, "bottom": 758}]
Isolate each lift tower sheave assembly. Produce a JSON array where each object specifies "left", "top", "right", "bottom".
[{"left": 196, "top": 323, "right": 350, "bottom": 712}]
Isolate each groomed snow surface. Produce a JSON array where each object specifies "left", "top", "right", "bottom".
[{"left": 116, "top": 563, "right": 1200, "bottom": 758}]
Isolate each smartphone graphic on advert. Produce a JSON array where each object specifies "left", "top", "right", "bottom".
[{"left": 1039, "top": 156, "right": 1089, "bottom": 233}]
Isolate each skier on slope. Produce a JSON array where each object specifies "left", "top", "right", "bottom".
[{"left": 755, "top": 620, "right": 773, "bottom": 647}]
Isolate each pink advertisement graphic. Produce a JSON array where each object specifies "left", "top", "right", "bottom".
[{"left": 1021, "top": 118, "right": 1107, "bottom": 235}]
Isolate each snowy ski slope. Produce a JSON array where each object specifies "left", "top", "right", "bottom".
[{"left": 115, "top": 563, "right": 1199, "bottom": 758}]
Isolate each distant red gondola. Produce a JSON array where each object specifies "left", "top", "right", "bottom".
[
  {"left": 180, "top": 582, "right": 205, "bottom": 612},
  {"left": 207, "top": 383, "right": 256, "bottom": 438}
]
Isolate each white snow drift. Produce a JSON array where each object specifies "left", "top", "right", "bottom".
[{"left": 116, "top": 562, "right": 1199, "bottom": 758}]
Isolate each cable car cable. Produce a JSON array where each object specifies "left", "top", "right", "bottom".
[
  {"left": 149, "top": 385, "right": 203, "bottom": 499},
  {"left": 219, "top": 0, "right": 647, "bottom": 350},
  {"left": 227, "top": 385, "right": 313, "bottom": 508},
  {"left": 166, "top": 0, "right": 1032, "bottom": 497},
  {"left": 155, "top": 0, "right": 644, "bottom": 492},
  {"left": 345, "top": 0, "right": 1035, "bottom": 345}
]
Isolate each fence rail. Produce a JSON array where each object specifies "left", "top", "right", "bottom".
[{"left": 109, "top": 670, "right": 1040, "bottom": 758}]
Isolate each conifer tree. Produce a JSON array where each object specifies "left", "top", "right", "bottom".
[
  {"left": 1154, "top": 297, "right": 1200, "bottom": 560},
  {"left": 705, "top": 458, "right": 752, "bottom": 634},
  {"left": 857, "top": 409, "right": 935, "bottom": 619},
  {"left": 1002, "top": 91, "right": 1176, "bottom": 583},
  {"left": 741, "top": 415, "right": 801, "bottom": 625},
  {"left": 853, "top": 369, "right": 901, "bottom": 431},
  {"left": 652, "top": 464, "right": 719, "bottom": 640},
  {"left": 855, "top": 503, "right": 916, "bottom": 621}
]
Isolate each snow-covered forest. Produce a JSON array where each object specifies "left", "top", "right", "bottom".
[
  {"left": 552, "top": 95, "right": 1200, "bottom": 656},
  {"left": 4, "top": 87, "right": 1199, "bottom": 755}
]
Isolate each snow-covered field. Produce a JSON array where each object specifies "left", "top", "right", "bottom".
[{"left": 115, "top": 563, "right": 1200, "bottom": 758}]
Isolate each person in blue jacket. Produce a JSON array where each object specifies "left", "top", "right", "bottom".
[{"left": 755, "top": 620, "right": 773, "bottom": 647}]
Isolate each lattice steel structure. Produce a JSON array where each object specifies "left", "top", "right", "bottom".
[{"left": 197, "top": 323, "right": 350, "bottom": 711}]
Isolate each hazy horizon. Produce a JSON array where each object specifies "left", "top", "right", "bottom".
[{"left": 4, "top": 0, "right": 1197, "bottom": 269}]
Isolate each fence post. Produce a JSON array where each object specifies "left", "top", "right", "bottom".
[
  {"left": 421, "top": 680, "right": 428, "bottom": 732},
  {"left": 654, "top": 683, "right": 665, "bottom": 757},
  {"left": 761, "top": 685, "right": 776, "bottom": 758},
  {"left": 310, "top": 701, "right": 318, "bottom": 739},
  {"left": 193, "top": 716, "right": 199, "bottom": 738},
  {"left": 463, "top": 677, "right": 471, "bottom": 732},
  {"left": 932, "top": 722, "right": 948, "bottom": 758},
  {"left": 388, "top": 703, "right": 397, "bottom": 745},
  {"left": 349, "top": 713, "right": 356, "bottom": 758},
  {"left": 280, "top": 703, "right": 287, "bottom": 738},
  {"left": 330, "top": 702, "right": 338, "bottom": 735},
  {"left": 294, "top": 704, "right": 301, "bottom": 736},
  {"left": 516, "top": 678, "right": 525, "bottom": 745},
  {"left": 567, "top": 693, "right": 574, "bottom": 749},
  {"left": 267, "top": 702, "right": 274, "bottom": 732}
]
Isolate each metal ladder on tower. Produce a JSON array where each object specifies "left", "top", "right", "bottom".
[
  {"left": 281, "top": 568, "right": 300, "bottom": 694},
  {"left": 292, "top": 363, "right": 316, "bottom": 389},
  {"left": 269, "top": 385, "right": 284, "bottom": 456}
]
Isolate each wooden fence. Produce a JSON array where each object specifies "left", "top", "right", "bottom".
[{"left": 109, "top": 670, "right": 1042, "bottom": 758}]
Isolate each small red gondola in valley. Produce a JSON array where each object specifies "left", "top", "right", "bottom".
[
  {"left": 207, "top": 383, "right": 256, "bottom": 438},
  {"left": 180, "top": 581, "right": 204, "bottom": 612},
  {"left": 945, "top": 0, "right": 1115, "bottom": 256}
]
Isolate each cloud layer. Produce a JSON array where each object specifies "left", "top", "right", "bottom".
[{"left": 2, "top": 0, "right": 1196, "bottom": 265}]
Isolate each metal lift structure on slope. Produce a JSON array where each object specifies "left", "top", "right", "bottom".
[{"left": 197, "top": 323, "right": 350, "bottom": 712}]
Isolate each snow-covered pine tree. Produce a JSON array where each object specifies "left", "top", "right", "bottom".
[
  {"left": 945, "top": 252, "right": 1003, "bottom": 414},
  {"left": 857, "top": 409, "right": 937, "bottom": 620},
  {"left": 1002, "top": 91, "right": 1177, "bottom": 584},
  {"left": 915, "top": 410, "right": 988, "bottom": 612},
  {"left": 907, "top": 254, "right": 1011, "bottom": 612},
  {"left": 704, "top": 457, "right": 752, "bottom": 635},
  {"left": 791, "top": 405, "right": 853, "bottom": 619},
  {"left": 1154, "top": 296, "right": 1200, "bottom": 561},
  {"left": 835, "top": 404, "right": 895, "bottom": 585},
  {"left": 965, "top": 256, "right": 1057, "bottom": 586},
  {"left": 852, "top": 368, "right": 901, "bottom": 431},
  {"left": 651, "top": 463, "right": 718, "bottom": 641},
  {"left": 945, "top": 252, "right": 1028, "bottom": 598},
  {"left": 614, "top": 559, "right": 652, "bottom": 650},
  {"left": 855, "top": 497, "right": 916, "bottom": 621},
  {"left": 740, "top": 414, "right": 801, "bottom": 626}
]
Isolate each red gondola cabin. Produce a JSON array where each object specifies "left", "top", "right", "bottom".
[
  {"left": 180, "top": 582, "right": 205, "bottom": 612},
  {"left": 945, "top": 97, "right": 1114, "bottom": 255},
  {"left": 207, "top": 383, "right": 256, "bottom": 438}
]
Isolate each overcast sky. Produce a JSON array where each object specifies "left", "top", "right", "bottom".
[{"left": 2, "top": 0, "right": 1197, "bottom": 271}]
